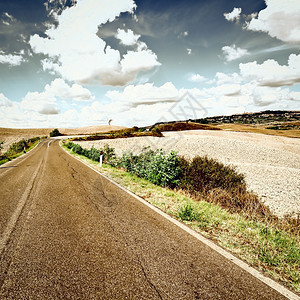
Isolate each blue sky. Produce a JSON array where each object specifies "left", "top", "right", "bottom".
[{"left": 0, "top": 0, "right": 299, "bottom": 128}]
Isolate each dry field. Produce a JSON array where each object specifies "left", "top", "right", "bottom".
[
  {"left": 0, "top": 125, "right": 125, "bottom": 153},
  {"left": 76, "top": 130, "right": 300, "bottom": 218},
  {"left": 216, "top": 123, "right": 300, "bottom": 138}
]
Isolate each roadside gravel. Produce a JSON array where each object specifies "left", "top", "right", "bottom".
[{"left": 77, "top": 130, "right": 300, "bottom": 218}]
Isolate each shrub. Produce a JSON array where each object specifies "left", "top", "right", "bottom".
[
  {"left": 67, "top": 142, "right": 74, "bottom": 149},
  {"left": 120, "top": 148, "right": 181, "bottom": 188},
  {"left": 8, "top": 139, "right": 28, "bottom": 154},
  {"left": 50, "top": 128, "right": 61, "bottom": 137},
  {"left": 72, "top": 144, "right": 82, "bottom": 154},
  {"left": 151, "top": 127, "right": 163, "bottom": 137},
  {"left": 179, "top": 156, "right": 245, "bottom": 193},
  {"left": 88, "top": 146, "right": 101, "bottom": 161}
]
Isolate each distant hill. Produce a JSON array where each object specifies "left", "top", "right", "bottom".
[
  {"left": 195, "top": 110, "right": 300, "bottom": 125},
  {"left": 153, "top": 110, "right": 300, "bottom": 126},
  {"left": 148, "top": 110, "right": 300, "bottom": 138}
]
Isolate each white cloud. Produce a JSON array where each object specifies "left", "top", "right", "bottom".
[
  {"left": 224, "top": 7, "right": 242, "bottom": 22},
  {"left": 249, "top": 85, "right": 291, "bottom": 107},
  {"left": 21, "top": 78, "right": 93, "bottom": 115},
  {"left": 222, "top": 44, "right": 249, "bottom": 61},
  {"left": 0, "top": 93, "right": 13, "bottom": 107},
  {"left": 187, "top": 48, "right": 192, "bottom": 55},
  {"left": 239, "top": 54, "right": 300, "bottom": 87},
  {"left": 106, "top": 82, "right": 179, "bottom": 108},
  {"left": 245, "top": 0, "right": 300, "bottom": 43},
  {"left": 1, "top": 79, "right": 299, "bottom": 128},
  {"left": 22, "top": 91, "right": 59, "bottom": 115},
  {"left": 45, "top": 78, "right": 94, "bottom": 101},
  {"left": 0, "top": 51, "right": 25, "bottom": 66},
  {"left": 212, "top": 72, "right": 243, "bottom": 85},
  {"left": 133, "top": 14, "right": 138, "bottom": 22},
  {"left": 289, "top": 92, "right": 300, "bottom": 101},
  {"left": 189, "top": 74, "right": 206, "bottom": 83},
  {"left": 1, "top": 12, "right": 16, "bottom": 26},
  {"left": 30, "top": 0, "right": 160, "bottom": 86},
  {"left": 115, "top": 28, "right": 140, "bottom": 46}
]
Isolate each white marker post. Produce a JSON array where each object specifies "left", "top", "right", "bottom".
[{"left": 99, "top": 151, "right": 103, "bottom": 167}]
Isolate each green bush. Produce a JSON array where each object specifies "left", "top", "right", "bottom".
[
  {"left": 8, "top": 139, "right": 28, "bottom": 154},
  {"left": 120, "top": 148, "right": 181, "bottom": 188},
  {"left": 65, "top": 142, "right": 244, "bottom": 192},
  {"left": 102, "top": 144, "right": 116, "bottom": 162},
  {"left": 50, "top": 128, "right": 61, "bottom": 137},
  {"left": 72, "top": 144, "right": 83, "bottom": 154},
  {"left": 66, "top": 142, "right": 74, "bottom": 149},
  {"left": 88, "top": 146, "right": 101, "bottom": 161}
]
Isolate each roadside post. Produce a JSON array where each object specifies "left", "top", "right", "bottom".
[{"left": 99, "top": 151, "right": 103, "bottom": 167}]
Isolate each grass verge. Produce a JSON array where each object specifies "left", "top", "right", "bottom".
[
  {"left": 0, "top": 139, "right": 42, "bottom": 166},
  {"left": 62, "top": 143, "right": 299, "bottom": 293}
]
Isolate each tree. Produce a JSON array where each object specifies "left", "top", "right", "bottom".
[{"left": 50, "top": 129, "right": 62, "bottom": 137}]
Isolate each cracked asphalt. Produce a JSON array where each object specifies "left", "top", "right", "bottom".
[{"left": 0, "top": 139, "right": 288, "bottom": 299}]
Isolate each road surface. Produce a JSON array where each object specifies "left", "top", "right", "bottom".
[{"left": 0, "top": 139, "right": 290, "bottom": 299}]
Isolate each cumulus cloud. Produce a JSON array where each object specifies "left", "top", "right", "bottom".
[
  {"left": 212, "top": 72, "right": 243, "bottom": 85},
  {"left": 30, "top": 0, "right": 160, "bottom": 86},
  {"left": 0, "top": 51, "right": 25, "bottom": 66},
  {"left": 245, "top": 0, "right": 300, "bottom": 43},
  {"left": 2, "top": 79, "right": 299, "bottom": 128},
  {"left": 0, "top": 93, "right": 13, "bottom": 107},
  {"left": 239, "top": 54, "right": 300, "bottom": 87},
  {"left": 224, "top": 7, "right": 242, "bottom": 22},
  {"left": 22, "top": 91, "right": 59, "bottom": 115},
  {"left": 45, "top": 78, "right": 94, "bottom": 101},
  {"left": 189, "top": 74, "right": 206, "bottom": 83},
  {"left": 222, "top": 44, "right": 249, "bottom": 62},
  {"left": 21, "top": 78, "right": 93, "bottom": 115},
  {"left": 187, "top": 48, "right": 192, "bottom": 55},
  {"left": 115, "top": 28, "right": 140, "bottom": 46},
  {"left": 106, "top": 82, "right": 179, "bottom": 108}
]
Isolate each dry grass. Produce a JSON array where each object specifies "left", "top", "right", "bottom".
[
  {"left": 156, "top": 122, "right": 221, "bottom": 132},
  {"left": 217, "top": 123, "right": 300, "bottom": 138}
]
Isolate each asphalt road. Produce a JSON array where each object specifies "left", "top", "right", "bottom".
[{"left": 0, "top": 139, "right": 290, "bottom": 299}]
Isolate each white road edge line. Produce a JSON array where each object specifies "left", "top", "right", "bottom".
[{"left": 61, "top": 142, "right": 299, "bottom": 300}]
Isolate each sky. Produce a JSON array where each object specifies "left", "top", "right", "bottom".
[{"left": 0, "top": 0, "right": 299, "bottom": 128}]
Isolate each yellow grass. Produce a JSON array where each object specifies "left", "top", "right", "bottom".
[{"left": 216, "top": 123, "right": 300, "bottom": 138}]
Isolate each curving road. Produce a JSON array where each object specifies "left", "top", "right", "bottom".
[{"left": 0, "top": 139, "right": 291, "bottom": 299}]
